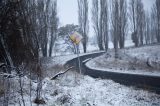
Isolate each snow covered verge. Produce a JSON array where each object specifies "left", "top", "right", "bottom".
[
  {"left": 86, "top": 45, "right": 160, "bottom": 76},
  {"left": 125, "top": 45, "right": 160, "bottom": 70},
  {"left": 1, "top": 71, "right": 160, "bottom": 106},
  {"left": 0, "top": 50, "right": 160, "bottom": 106}
]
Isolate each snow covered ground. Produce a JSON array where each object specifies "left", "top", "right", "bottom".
[
  {"left": 1, "top": 53, "right": 160, "bottom": 106},
  {"left": 37, "top": 73, "right": 160, "bottom": 106},
  {"left": 125, "top": 44, "right": 160, "bottom": 70},
  {"left": 87, "top": 45, "right": 160, "bottom": 76},
  {"left": 3, "top": 70, "right": 160, "bottom": 106}
]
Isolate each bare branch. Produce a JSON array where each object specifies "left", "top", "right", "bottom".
[{"left": 50, "top": 66, "right": 74, "bottom": 80}]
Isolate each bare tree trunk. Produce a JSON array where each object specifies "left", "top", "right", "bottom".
[
  {"left": 156, "top": 0, "right": 160, "bottom": 43},
  {"left": 99, "top": 0, "right": 104, "bottom": 51},
  {"left": 130, "top": 0, "right": 138, "bottom": 47},
  {"left": 49, "top": 1, "right": 58, "bottom": 57},
  {"left": 92, "top": 0, "right": 100, "bottom": 50},
  {"left": 19, "top": 77, "right": 25, "bottom": 106},
  {"left": 92, "top": 0, "right": 109, "bottom": 51},
  {"left": 78, "top": 0, "right": 89, "bottom": 53},
  {"left": 111, "top": 0, "right": 119, "bottom": 58},
  {"left": 119, "top": 0, "right": 127, "bottom": 49},
  {"left": 49, "top": 35, "right": 54, "bottom": 57},
  {"left": 0, "top": 34, "right": 13, "bottom": 73}
]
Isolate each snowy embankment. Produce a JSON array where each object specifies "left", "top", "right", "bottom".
[
  {"left": 86, "top": 45, "right": 160, "bottom": 77},
  {"left": 1, "top": 50, "right": 160, "bottom": 106},
  {"left": 125, "top": 45, "right": 160, "bottom": 70},
  {"left": 6, "top": 69, "right": 160, "bottom": 106}
]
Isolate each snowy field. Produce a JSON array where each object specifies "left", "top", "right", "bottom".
[
  {"left": 125, "top": 44, "right": 160, "bottom": 70},
  {"left": 87, "top": 45, "right": 160, "bottom": 76},
  {"left": 1, "top": 53, "right": 160, "bottom": 106}
]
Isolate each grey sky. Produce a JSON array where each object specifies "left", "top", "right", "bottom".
[
  {"left": 58, "top": 0, "right": 78, "bottom": 26},
  {"left": 58, "top": 0, "right": 155, "bottom": 26}
]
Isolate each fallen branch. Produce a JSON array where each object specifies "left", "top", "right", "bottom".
[{"left": 50, "top": 66, "right": 74, "bottom": 80}]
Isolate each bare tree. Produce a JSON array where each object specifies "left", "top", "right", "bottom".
[
  {"left": 99, "top": 0, "right": 104, "bottom": 50},
  {"left": 144, "top": 11, "right": 151, "bottom": 44},
  {"left": 0, "top": 0, "right": 27, "bottom": 67},
  {"left": 111, "top": 0, "right": 119, "bottom": 58},
  {"left": 152, "top": 0, "right": 160, "bottom": 43},
  {"left": 77, "top": 0, "right": 89, "bottom": 53},
  {"left": 0, "top": 0, "right": 59, "bottom": 105},
  {"left": 150, "top": 6, "right": 157, "bottom": 43},
  {"left": 118, "top": 0, "right": 128, "bottom": 49},
  {"left": 49, "top": 0, "right": 58, "bottom": 57},
  {"left": 110, "top": 0, "right": 128, "bottom": 58},
  {"left": 137, "top": 0, "right": 145, "bottom": 46},
  {"left": 92, "top": 0, "right": 109, "bottom": 51},
  {"left": 58, "top": 24, "right": 80, "bottom": 54},
  {"left": 101, "top": 0, "right": 109, "bottom": 51},
  {"left": 129, "top": 0, "right": 145, "bottom": 46},
  {"left": 103, "top": 0, "right": 109, "bottom": 51},
  {"left": 92, "top": 0, "right": 100, "bottom": 50},
  {"left": 129, "top": 0, "right": 138, "bottom": 47}
]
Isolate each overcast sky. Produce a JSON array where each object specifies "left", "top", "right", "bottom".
[{"left": 58, "top": 0, "right": 155, "bottom": 26}]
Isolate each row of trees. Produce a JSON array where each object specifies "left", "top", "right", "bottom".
[
  {"left": 130, "top": 0, "right": 147, "bottom": 47},
  {"left": 111, "top": 0, "right": 127, "bottom": 58},
  {"left": 152, "top": 0, "right": 160, "bottom": 43},
  {"left": 0, "top": 1, "right": 59, "bottom": 105},
  {"left": 91, "top": 0, "right": 127, "bottom": 56},
  {"left": 130, "top": 0, "right": 160, "bottom": 47},
  {"left": 90, "top": 0, "right": 160, "bottom": 57},
  {"left": 57, "top": 0, "right": 160, "bottom": 55},
  {"left": 92, "top": 0, "right": 109, "bottom": 51},
  {"left": 1, "top": 0, "right": 160, "bottom": 63},
  {"left": 0, "top": 0, "right": 58, "bottom": 67}
]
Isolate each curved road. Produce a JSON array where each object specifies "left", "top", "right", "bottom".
[{"left": 65, "top": 51, "right": 160, "bottom": 94}]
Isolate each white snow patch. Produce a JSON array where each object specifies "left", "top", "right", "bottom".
[{"left": 86, "top": 45, "right": 160, "bottom": 76}]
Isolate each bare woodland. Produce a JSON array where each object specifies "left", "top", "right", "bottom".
[{"left": 92, "top": 0, "right": 160, "bottom": 58}]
